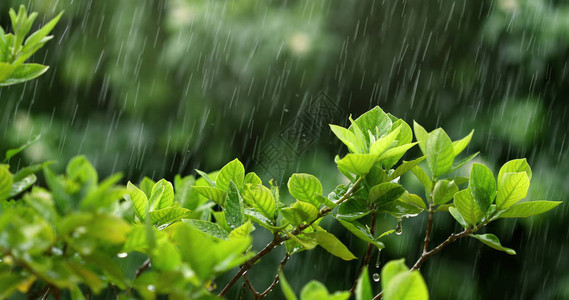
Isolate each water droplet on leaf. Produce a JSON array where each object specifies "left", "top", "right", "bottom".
[{"left": 395, "top": 219, "right": 403, "bottom": 235}]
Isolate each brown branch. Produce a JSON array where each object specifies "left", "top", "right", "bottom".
[
  {"left": 219, "top": 177, "right": 365, "bottom": 296},
  {"left": 243, "top": 274, "right": 259, "bottom": 298},
  {"left": 423, "top": 203, "right": 434, "bottom": 253},
  {"left": 260, "top": 254, "right": 290, "bottom": 297},
  {"left": 134, "top": 258, "right": 151, "bottom": 279},
  {"left": 349, "top": 210, "right": 377, "bottom": 295}
]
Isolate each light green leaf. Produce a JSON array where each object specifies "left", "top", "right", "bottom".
[
  {"left": 349, "top": 106, "right": 392, "bottom": 145},
  {"left": 389, "top": 156, "right": 426, "bottom": 181},
  {"left": 125, "top": 182, "right": 148, "bottom": 221},
  {"left": 243, "top": 184, "right": 276, "bottom": 219},
  {"left": 377, "top": 143, "right": 417, "bottom": 163},
  {"left": 450, "top": 152, "right": 479, "bottom": 172},
  {"left": 307, "top": 231, "right": 357, "bottom": 261},
  {"left": 411, "top": 165, "right": 432, "bottom": 192},
  {"left": 413, "top": 121, "right": 429, "bottom": 155},
  {"left": 355, "top": 266, "right": 372, "bottom": 300},
  {"left": 470, "top": 233, "right": 516, "bottom": 255},
  {"left": 225, "top": 181, "right": 244, "bottom": 229},
  {"left": 300, "top": 281, "right": 331, "bottom": 300},
  {"left": 281, "top": 201, "right": 319, "bottom": 226},
  {"left": 244, "top": 172, "right": 262, "bottom": 185},
  {"left": 432, "top": 179, "right": 459, "bottom": 205},
  {"left": 331, "top": 124, "right": 360, "bottom": 153},
  {"left": 0, "top": 62, "right": 17, "bottom": 82},
  {"left": 149, "top": 207, "right": 192, "bottom": 226},
  {"left": 381, "top": 259, "right": 409, "bottom": 291},
  {"left": 66, "top": 155, "right": 98, "bottom": 186},
  {"left": 193, "top": 186, "right": 226, "bottom": 206},
  {"left": 336, "top": 198, "right": 370, "bottom": 220},
  {"left": 9, "top": 174, "right": 36, "bottom": 198},
  {"left": 498, "top": 158, "right": 532, "bottom": 186},
  {"left": 469, "top": 163, "right": 496, "bottom": 213},
  {"left": 0, "top": 63, "right": 48, "bottom": 86},
  {"left": 383, "top": 271, "right": 429, "bottom": 300},
  {"left": 499, "top": 201, "right": 562, "bottom": 218},
  {"left": 3, "top": 135, "right": 41, "bottom": 162},
  {"left": 453, "top": 188, "right": 484, "bottom": 226},
  {"left": 448, "top": 206, "right": 468, "bottom": 228},
  {"left": 229, "top": 220, "right": 254, "bottom": 239},
  {"left": 288, "top": 173, "right": 323, "bottom": 207},
  {"left": 149, "top": 179, "right": 174, "bottom": 210},
  {"left": 183, "top": 219, "right": 230, "bottom": 240},
  {"left": 279, "top": 271, "right": 299, "bottom": 300},
  {"left": 377, "top": 196, "right": 424, "bottom": 219},
  {"left": 452, "top": 130, "right": 474, "bottom": 156},
  {"left": 0, "top": 165, "right": 13, "bottom": 201},
  {"left": 369, "top": 182, "right": 405, "bottom": 205},
  {"left": 139, "top": 177, "right": 155, "bottom": 198},
  {"left": 337, "top": 153, "right": 378, "bottom": 176},
  {"left": 216, "top": 158, "right": 245, "bottom": 191},
  {"left": 195, "top": 169, "right": 216, "bottom": 187},
  {"left": 426, "top": 128, "right": 455, "bottom": 178},
  {"left": 369, "top": 125, "right": 401, "bottom": 156},
  {"left": 496, "top": 172, "right": 530, "bottom": 210},
  {"left": 337, "top": 219, "right": 384, "bottom": 249},
  {"left": 382, "top": 119, "right": 414, "bottom": 168}
]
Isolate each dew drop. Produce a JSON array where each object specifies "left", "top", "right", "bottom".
[
  {"left": 375, "top": 249, "right": 381, "bottom": 268},
  {"left": 147, "top": 284, "right": 156, "bottom": 292},
  {"left": 372, "top": 273, "right": 380, "bottom": 282},
  {"left": 117, "top": 252, "right": 128, "bottom": 258},
  {"left": 395, "top": 219, "right": 403, "bottom": 235}
]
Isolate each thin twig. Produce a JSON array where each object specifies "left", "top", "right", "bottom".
[
  {"left": 219, "top": 177, "right": 364, "bottom": 296},
  {"left": 349, "top": 211, "right": 377, "bottom": 295},
  {"left": 260, "top": 254, "right": 290, "bottom": 297},
  {"left": 423, "top": 203, "right": 434, "bottom": 253},
  {"left": 243, "top": 274, "right": 259, "bottom": 297},
  {"left": 41, "top": 287, "right": 51, "bottom": 300},
  {"left": 134, "top": 258, "right": 151, "bottom": 279}
]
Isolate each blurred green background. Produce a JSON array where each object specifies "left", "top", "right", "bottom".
[{"left": 1, "top": 0, "right": 568, "bottom": 299}]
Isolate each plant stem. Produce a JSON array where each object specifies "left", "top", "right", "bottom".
[
  {"left": 260, "top": 254, "right": 290, "bottom": 298},
  {"left": 218, "top": 177, "right": 364, "bottom": 296},
  {"left": 423, "top": 203, "right": 434, "bottom": 253},
  {"left": 349, "top": 210, "right": 377, "bottom": 295}
]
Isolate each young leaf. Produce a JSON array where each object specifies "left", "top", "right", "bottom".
[
  {"left": 279, "top": 271, "right": 299, "bottom": 300},
  {"left": 281, "top": 202, "right": 319, "bottom": 226},
  {"left": 229, "top": 220, "right": 254, "bottom": 240},
  {"left": 426, "top": 128, "right": 455, "bottom": 178},
  {"left": 411, "top": 165, "right": 433, "bottom": 192},
  {"left": 369, "top": 125, "right": 401, "bottom": 156},
  {"left": 432, "top": 179, "right": 459, "bottom": 205},
  {"left": 193, "top": 186, "right": 226, "bottom": 206},
  {"left": 349, "top": 106, "right": 392, "bottom": 144},
  {"left": 497, "top": 158, "right": 532, "bottom": 186},
  {"left": 3, "top": 135, "right": 41, "bottom": 162},
  {"left": 9, "top": 174, "right": 36, "bottom": 198},
  {"left": 496, "top": 172, "right": 530, "bottom": 210},
  {"left": 139, "top": 177, "right": 155, "bottom": 198},
  {"left": 0, "top": 165, "right": 13, "bottom": 201},
  {"left": 369, "top": 182, "right": 405, "bottom": 205},
  {"left": 336, "top": 198, "right": 370, "bottom": 220},
  {"left": 381, "top": 259, "right": 409, "bottom": 291},
  {"left": 336, "top": 154, "right": 378, "bottom": 176},
  {"left": 377, "top": 143, "right": 418, "bottom": 163},
  {"left": 183, "top": 219, "right": 230, "bottom": 240},
  {"left": 470, "top": 234, "right": 516, "bottom": 255},
  {"left": 288, "top": 173, "right": 323, "bottom": 207},
  {"left": 413, "top": 121, "right": 429, "bottom": 155},
  {"left": 149, "top": 207, "right": 192, "bottom": 226},
  {"left": 452, "top": 129, "right": 474, "bottom": 156},
  {"left": 355, "top": 266, "right": 372, "bottom": 300},
  {"left": 0, "top": 64, "right": 49, "bottom": 86},
  {"left": 388, "top": 156, "right": 426, "bottom": 181},
  {"left": 469, "top": 163, "right": 496, "bottom": 213},
  {"left": 66, "top": 155, "right": 98, "bottom": 187},
  {"left": 225, "top": 181, "right": 244, "bottom": 229},
  {"left": 450, "top": 152, "right": 479, "bottom": 172},
  {"left": 125, "top": 182, "right": 148, "bottom": 221},
  {"left": 216, "top": 158, "right": 245, "bottom": 191},
  {"left": 195, "top": 169, "right": 216, "bottom": 187},
  {"left": 337, "top": 219, "right": 384, "bottom": 249},
  {"left": 453, "top": 188, "right": 483, "bottom": 226},
  {"left": 307, "top": 231, "right": 357, "bottom": 261},
  {"left": 242, "top": 184, "right": 276, "bottom": 219},
  {"left": 244, "top": 172, "right": 262, "bottom": 185},
  {"left": 383, "top": 271, "right": 429, "bottom": 300},
  {"left": 149, "top": 179, "right": 174, "bottom": 210},
  {"left": 499, "top": 201, "right": 562, "bottom": 218},
  {"left": 330, "top": 124, "right": 360, "bottom": 153},
  {"left": 382, "top": 119, "right": 414, "bottom": 168},
  {"left": 448, "top": 206, "right": 468, "bottom": 228}
]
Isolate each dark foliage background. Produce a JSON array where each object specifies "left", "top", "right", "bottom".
[{"left": 1, "top": 0, "right": 568, "bottom": 299}]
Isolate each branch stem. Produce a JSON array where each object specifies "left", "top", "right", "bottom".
[{"left": 349, "top": 210, "right": 377, "bottom": 295}]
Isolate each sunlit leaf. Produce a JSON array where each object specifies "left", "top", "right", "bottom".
[
  {"left": 496, "top": 172, "right": 529, "bottom": 210},
  {"left": 470, "top": 233, "right": 516, "bottom": 255},
  {"left": 288, "top": 173, "right": 323, "bottom": 207},
  {"left": 426, "top": 128, "right": 454, "bottom": 178},
  {"left": 499, "top": 201, "right": 562, "bottom": 218},
  {"left": 216, "top": 158, "right": 245, "bottom": 191},
  {"left": 469, "top": 163, "right": 496, "bottom": 213}
]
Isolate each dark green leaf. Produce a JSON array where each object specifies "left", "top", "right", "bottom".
[{"left": 225, "top": 181, "right": 244, "bottom": 229}]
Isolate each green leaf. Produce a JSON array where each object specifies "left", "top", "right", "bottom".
[
  {"left": 470, "top": 234, "right": 516, "bottom": 255},
  {"left": 149, "top": 207, "right": 192, "bottom": 226},
  {"left": 369, "top": 182, "right": 405, "bottom": 205},
  {"left": 149, "top": 179, "right": 175, "bottom": 210},
  {"left": 242, "top": 184, "right": 276, "bottom": 219},
  {"left": 450, "top": 152, "right": 479, "bottom": 172},
  {"left": 411, "top": 166, "right": 432, "bottom": 192},
  {"left": 66, "top": 155, "right": 98, "bottom": 187},
  {"left": 0, "top": 273, "right": 28, "bottom": 298},
  {"left": 288, "top": 173, "right": 323, "bottom": 207},
  {"left": 140, "top": 177, "right": 155, "bottom": 198},
  {"left": 336, "top": 198, "right": 370, "bottom": 220},
  {"left": 9, "top": 174, "right": 36, "bottom": 198},
  {"left": 453, "top": 188, "right": 484, "bottom": 227},
  {"left": 195, "top": 169, "right": 216, "bottom": 187},
  {"left": 193, "top": 186, "right": 226, "bottom": 206},
  {"left": 381, "top": 259, "right": 409, "bottom": 291},
  {"left": 337, "top": 153, "right": 378, "bottom": 176},
  {"left": 355, "top": 266, "right": 372, "bottom": 300},
  {"left": 377, "top": 143, "right": 417, "bottom": 163},
  {"left": 299, "top": 280, "right": 350, "bottom": 300},
  {"left": 225, "top": 181, "right": 244, "bottom": 229},
  {"left": 349, "top": 106, "right": 392, "bottom": 145},
  {"left": 497, "top": 158, "right": 532, "bottom": 186},
  {"left": 3, "top": 135, "right": 41, "bottom": 162},
  {"left": 244, "top": 172, "right": 262, "bottom": 185},
  {"left": 279, "top": 271, "right": 299, "bottom": 300},
  {"left": 0, "top": 63, "right": 49, "bottom": 86},
  {"left": 413, "top": 121, "right": 429, "bottom": 155},
  {"left": 383, "top": 271, "right": 429, "bottom": 300},
  {"left": 125, "top": 182, "right": 148, "bottom": 221},
  {"left": 216, "top": 158, "right": 245, "bottom": 191},
  {"left": 0, "top": 62, "right": 17, "bottom": 82},
  {"left": 228, "top": 220, "right": 254, "bottom": 239},
  {"left": 432, "top": 179, "right": 459, "bottom": 205},
  {"left": 499, "top": 201, "right": 562, "bottom": 218},
  {"left": 281, "top": 201, "right": 319, "bottom": 226},
  {"left": 183, "top": 219, "right": 230, "bottom": 240},
  {"left": 469, "top": 163, "right": 496, "bottom": 213},
  {"left": 452, "top": 129, "right": 474, "bottom": 156},
  {"left": 330, "top": 124, "right": 360, "bottom": 153},
  {"left": 369, "top": 125, "right": 401, "bottom": 156},
  {"left": 307, "top": 231, "right": 357, "bottom": 261},
  {"left": 337, "top": 219, "right": 384, "bottom": 249},
  {"left": 377, "top": 196, "right": 424, "bottom": 219},
  {"left": 426, "top": 128, "right": 455, "bottom": 178},
  {"left": 496, "top": 172, "right": 530, "bottom": 210},
  {"left": 0, "top": 165, "right": 14, "bottom": 201},
  {"left": 382, "top": 120, "right": 414, "bottom": 168},
  {"left": 244, "top": 208, "right": 279, "bottom": 232},
  {"left": 448, "top": 206, "right": 468, "bottom": 228},
  {"left": 388, "top": 156, "right": 426, "bottom": 181}
]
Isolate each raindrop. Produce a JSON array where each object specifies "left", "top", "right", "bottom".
[
  {"left": 375, "top": 249, "right": 381, "bottom": 269},
  {"left": 372, "top": 273, "right": 381, "bottom": 282},
  {"left": 395, "top": 219, "right": 403, "bottom": 235},
  {"left": 147, "top": 285, "right": 156, "bottom": 292},
  {"left": 117, "top": 252, "right": 128, "bottom": 258}
]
